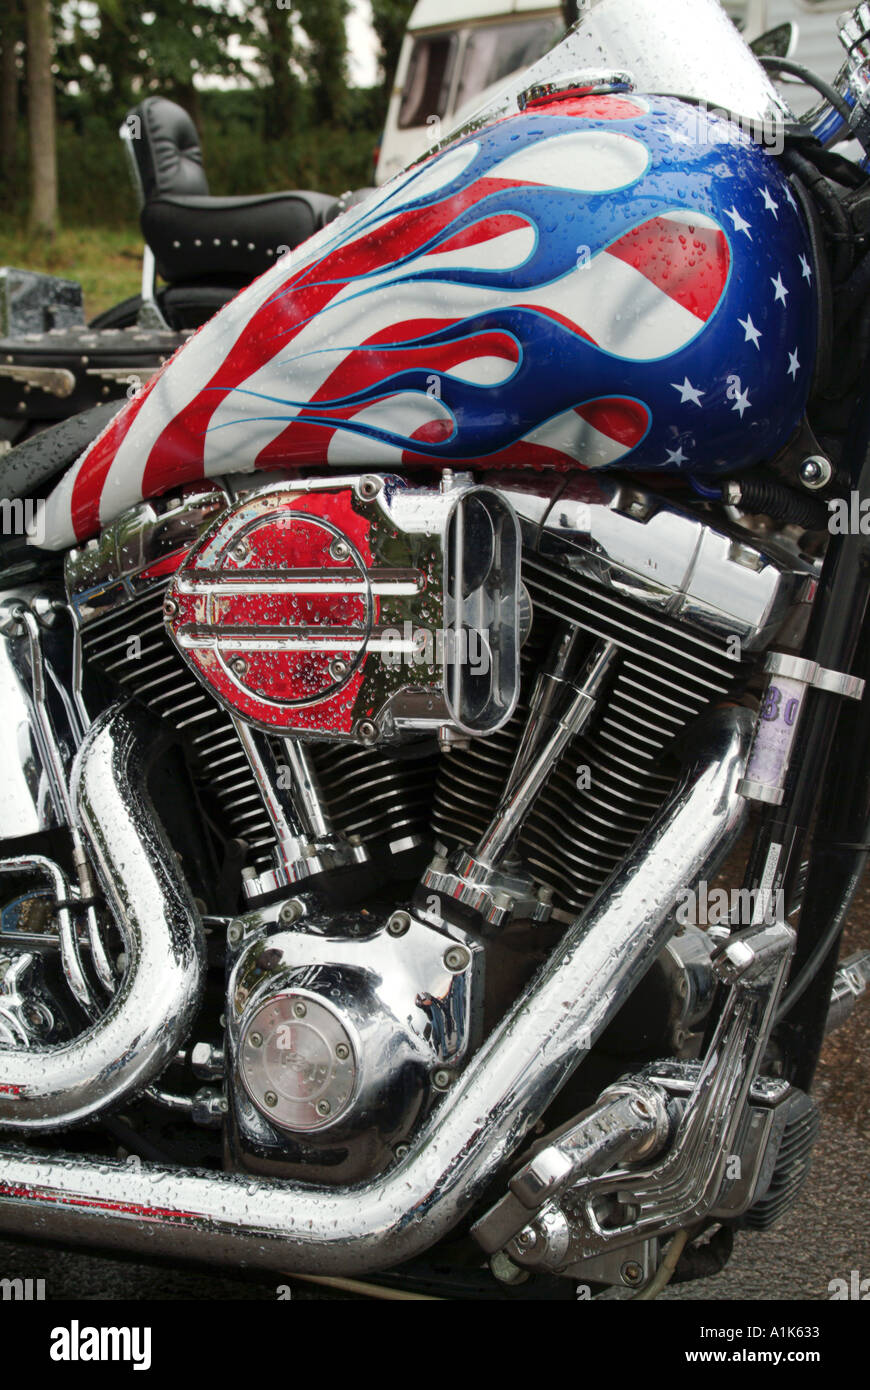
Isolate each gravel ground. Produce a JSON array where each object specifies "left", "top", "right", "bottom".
[{"left": 1, "top": 881, "right": 868, "bottom": 1303}]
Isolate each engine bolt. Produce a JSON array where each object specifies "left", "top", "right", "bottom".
[
  {"left": 621, "top": 1261, "right": 644, "bottom": 1288},
  {"left": 359, "top": 475, "right": 382, "bottom": 500},
  {"left": 230, "top": 657, "right": 248, "bottom": 677},
  {"left": 329, "top": 539, "right": 350, "bottom": 561},
  {"left": 293, "top": 1001, "right": 307, "bottom": 1018},
  {"left": 227, "top": 921, "right": 244, "bottom": 946},
  {"left": 279, "top": 899, "right": 303, "bottom": 926},
  {"left": 329, "top": 658, "right": 349, "bottom": 680},
  {"left": 335, "top": 1043, "right": 350, "bottom": 1061},
  {"left": 799, "top": 455, "right": 833, "bottom": 491},
  {"left": 432, "top": 1068, "right": 452, "bottom": 1091},
  {"left": 264, "top": 1091, "right": 278, "bottom": 1108},
  {"left": 394, "top": 1143, "right": 410, "bottom": 1160},
  {"left": 249, "top": 1031, "right": 263, "bottom": 1048},
  {"left": 387, "top": 911, "right": 411, "bottom": 937},
  {"left": 316, "top": 1099, "right": 331, "bottom": 1117},
  {"left": 444, "top": 945, "right": 470, "bottom": 972},
  {"left": 231, "top": 540, "right": 249, "bottom": 560},
  {"left": 162, "top": 597, "right": 178, "bottom": 619},
  {"left": 357, "top": 719, "right": 377, "bottom": 742}
]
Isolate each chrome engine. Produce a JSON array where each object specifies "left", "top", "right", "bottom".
[{"left": 0, "top": 470, "right": 825, "bottom": 1286}]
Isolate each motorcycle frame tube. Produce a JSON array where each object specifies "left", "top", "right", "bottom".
[
  {"left": 0, "top": 707, "right": 751, "bottom": 1275},
  {"left": 741, "top": 382, "right": 870, "bottom": 1082},
  {"left": 0, "top": 702, "right": 205, "bottom": 1129}
]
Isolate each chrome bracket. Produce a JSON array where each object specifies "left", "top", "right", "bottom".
[{"left": 474, "top": 920, "right": 795, "bottom": 1274}]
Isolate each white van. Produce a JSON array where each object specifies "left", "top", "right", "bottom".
[{"left": 374, "top": 0, "right": 850, "bottom": 186}]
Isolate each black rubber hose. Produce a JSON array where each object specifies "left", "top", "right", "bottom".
[
  {"left": 796, "top": 145, "right": 867, "bottom": 189},
  {"left": 780, "top": 149, "right": 853, "bottom": 284},
  {"left": 733, "top": 477, "right": 829, "bottom": 530},
  {"left": 759, "top": 56, "right": 853, "bottom": 128}
]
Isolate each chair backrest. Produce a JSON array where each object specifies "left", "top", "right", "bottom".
[{"left": 122, "top": 96, "right": 209, "bottom": 205}]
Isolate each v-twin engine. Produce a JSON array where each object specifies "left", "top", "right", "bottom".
[{"left": 0, "top": 469, "right": 822, "bottom": 1284}]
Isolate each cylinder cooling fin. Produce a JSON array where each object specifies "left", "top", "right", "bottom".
[{"left": 65, "top": 470, "right": 813, "bottom": 922}]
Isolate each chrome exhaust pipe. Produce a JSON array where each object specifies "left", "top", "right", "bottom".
[
  {"left": 0, "top": 708, "right": 751, "bottom": 1274},
  {"left": 0, "top": 704, "right": 205, "bottom": 1130}
]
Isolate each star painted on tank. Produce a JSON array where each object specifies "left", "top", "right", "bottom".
[
  {"left": 732, "top": 386, "right": 752, "bottom": 418},
  {"left": 672, "top": 377, "right": 705, "bottom": 406},
  {"left": 739, "top": 314, "right": 762, "bottom": 349},
  {"left": 761, "top": 187, "right": 779, "bottom": 217},
  {"left": 726, "top": 206, "right": 753, "bottom": 238}
]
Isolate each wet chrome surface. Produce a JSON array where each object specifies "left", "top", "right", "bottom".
[
  {"left": 0, "top": 707, "right": 749, "bottom": 1273},
  {"left": 0, "top": 704, "right": 205, "bottom": 1130}
]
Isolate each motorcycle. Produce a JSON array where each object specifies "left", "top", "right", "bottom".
[{"left": 1, "top": 0, "right": 870, "bottom": 1299}]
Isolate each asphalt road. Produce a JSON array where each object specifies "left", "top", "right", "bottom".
[{"left": 0, "top": 884, "right": 868, "bottom": 1303}]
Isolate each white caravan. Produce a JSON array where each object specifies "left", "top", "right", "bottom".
[{"left": 374, "top": 0, "right": 851, "bottom": 186}]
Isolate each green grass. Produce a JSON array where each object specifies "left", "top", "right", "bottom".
[{"left": 0, "top": 224, "right": 143, "bottom": 321}]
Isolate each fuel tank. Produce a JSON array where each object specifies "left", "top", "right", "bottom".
[{"left": 37, "top": 87, "right": 818, "bottom": 549}]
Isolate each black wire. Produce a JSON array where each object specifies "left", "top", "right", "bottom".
[
  {"left": 781, "top": 149, "right": 853, "bottom": 284},
  {"left": 759, "top": 56, "right": 853, "bottom": 127},
  {"left": 795, "top": 143, "right": 867, "bottom": 189},
  {"left": 533, "top": 470, "right": 579, "bottom": 553},
  {"left": 776, "top": 919, "right": 842, "bottom": 1020},
  {"left": 837, "top": 251, "right": 870, "bottom": 329},
  {"left": 102, "top": 1115, "right": 178, "bottom": 1166}
]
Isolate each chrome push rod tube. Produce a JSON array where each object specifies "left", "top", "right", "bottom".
[
  {"left": 0, "top": 704, "right": 205, "bottom": 1130},
  {"left": 0, "top": 708, "right": 751, "bottom": 1273}
]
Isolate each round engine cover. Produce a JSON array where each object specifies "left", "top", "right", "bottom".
[{"left": 239, "top": 991, "right": 358, "bottom": 1132}]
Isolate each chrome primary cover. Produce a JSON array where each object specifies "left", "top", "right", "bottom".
[{"left": 226, "top": 900, "right": 482, "bottom": 1182}]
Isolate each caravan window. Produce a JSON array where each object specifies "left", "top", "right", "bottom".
[
  {"left": 399, "top": 34, "right": 458, "bottom": 128},
  {"left": 722, "top": 2, "right": 747, "bottom": 28},
  {"left": 453, "top": 18, "right": 562, "bottom": 112}
]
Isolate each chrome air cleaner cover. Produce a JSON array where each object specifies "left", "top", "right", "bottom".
[{"left": 163, "top": 474, "right": 521, "bottom": 741}]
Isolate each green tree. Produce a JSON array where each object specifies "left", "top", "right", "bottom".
[
  {"left": 296, "top": 0, "right": 349, "bottom": 126},
  {"left": 64, "top": 1, "right": 252, "bottom": 121},
  {"left": 25, "top": 0, "right": 57, "bottom": 234},
  {"left": 370, "top": 0, "right": 414, "bottom": 113},
  {"left": 257, "top": 1, "right": 301, "bottom": 140},
  {"left": 0, "top": 0, "right": 21, "bottom": 186}
]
